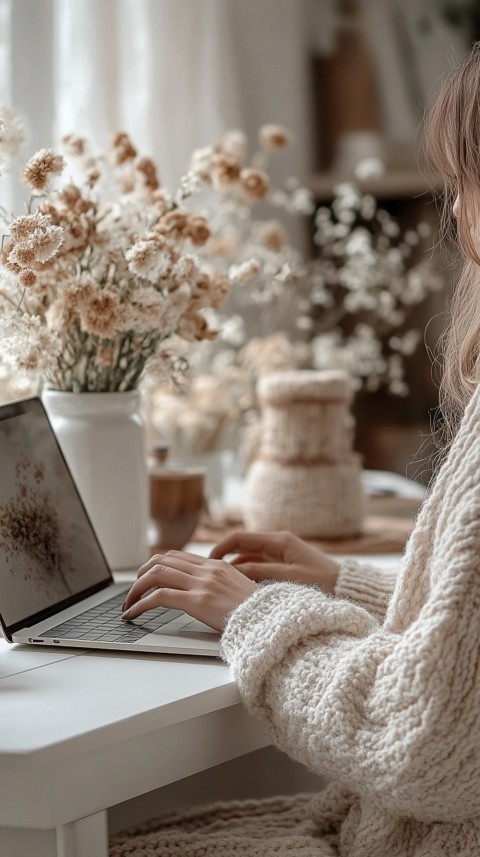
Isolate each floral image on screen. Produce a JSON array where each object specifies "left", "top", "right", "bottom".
[{"left": 0, "top": 405, "right": 109, "bottom": 627}]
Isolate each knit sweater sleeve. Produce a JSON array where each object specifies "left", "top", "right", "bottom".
[
  {"left": 221, "top": 477, "right": 480, "bottom": 824},
  {"left": 334, "top": 558, "right": 398, "bottom": 620}
]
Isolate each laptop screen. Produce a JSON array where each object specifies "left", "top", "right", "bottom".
[{"left": 0, "top": 397, "right": 112, "bottom": 634}]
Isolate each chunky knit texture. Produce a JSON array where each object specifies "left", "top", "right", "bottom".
[
  {"left": 244, "top": 370, "right": 364, "bottom": 538},
  {"left": 110, "top": 794, "right": 339, "bottom": 855},
  {"left": 110, "top": 385, "right": 480, "bottom": 856}
]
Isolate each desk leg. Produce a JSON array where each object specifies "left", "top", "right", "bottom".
[
  {"left": 0, "top": 814, "right": 108, "bottom": 857},
  {"left": 56, "top": 811, "right": 109, "bottom": 857}
]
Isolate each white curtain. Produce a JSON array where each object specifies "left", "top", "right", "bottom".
[
  {"left": 0, "top": 0, "right": 470, "bottom": 209},
  {"left": 0, "top": 0, "right": 315, "bottom": 201}
]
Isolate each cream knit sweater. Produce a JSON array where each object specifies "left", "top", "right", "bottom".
[
  {"left": 110, "top": 389, "right": 480, "bottom": 856},
  {"left": 221, "top": 383, "right": 480, "bottom": 855}
]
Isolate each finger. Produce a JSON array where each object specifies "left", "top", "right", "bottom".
[
  {"left": 231, "top": 553, "right": 269, "bottom": 566},
  {"left": 210, "top": 532, "right": 276, "bottom": 560},
  {"left": 138, "top": 550, "right": 208, "bottom": 579},
  {"left": 123, "top": 563, "right": 191, "bottom": 611},
  {"left": 122, "top": 586, "right": 192, "bottom": 621}
]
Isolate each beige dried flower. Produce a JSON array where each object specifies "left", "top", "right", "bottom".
[
  {"left": 126, "top": 239, "right": 173, "bottom": 282},
  {"left": 10, "top": 213, "right": 47, "bottom": 242},
  {"left": 66, "top": 273, "right": 97, "bottom": 303},
  {"left": 8, "top": 214, "right": 64, "bottom": 267},
  {"left": 16, "top": 327, "right": 60, "bottom": 372},
  {"left": 21, "top": 148, "right": 64, "bottom": 194},
  {"left": 190, "top": 270, "right": 229, "bottom": 311},
  {"left": 17, "top": 268, "right": 38, "bottom": 289},
  {"left": 208, "top": 271, "right": 229, "bottom": 308},
  {"left": 134, "top": 156, "right": 160, "bottom": 191},
  {"left": 211, "top": 152, "right": 242, "bottom": 188},
  {"left": 128, "top": 291, "right": 168, "bottom": 334},
  {"left": 188, "top": 272, "right": 211, "bottom": 308},
  {"left": 190, "top": 146, "right": 213, "bottom": 181},
  {"left": 8, "top": 243, "right": 36, "bottom": 267},
  {"left": 0, "top": 106, "right": 27, "bottom": 156},
  {"left": 259, "top": 124, "right": 292, "bottom": 150},
  {"left": 155, "top": 210, "right": 189, "bottom": 241},
  {"left": 151, "top": 189, "right": 171, "bottom": 216},
  {"left": 35, "top": 229, "right": 65, "bottom": 263},
  {"left": 110, "top": 131, "right": 137, "bottom": 164},
  {"left": 186, "top": 215, "right": 210, "bottom": 246},
  {"left": 85, "top": 167, "right": 100, "bottom": 188},
  {"left": 57, "top": 185, "right": 93, "bottom": 214},
  {"left": 0, "top": 243, "right": 19, "bottom": 273},
  {"left": 79, "top": 288, "right": 126, "bottom": 338},
  {"left": 61, "top": 134, "right": 86, "bottom": 157},
  {"left": 17, "top": 350, "right": 41, "bottom": 372},
  {"left": 0, "top": 126, "right": 253, "bottom": 393},
  {"left": 240, "top": 167, "right": 269, "bottom": 201},
  {"left": 259, "top": 220, "right": 288, "bottom": 252},
  {"left": 177, "top": 313, "right": 216, "bottom": 342},
  {"left": 44, "top": 209, "right": 92, "bottom": 256},
  {"left": 45, "top": 296, "right": 76, "bottom": 334},
  {"left": 171, "top": 255, "right": 201, "bottom": 287},
  {"left": 220, "top": 130, "right": 248, "bottom": 163}
]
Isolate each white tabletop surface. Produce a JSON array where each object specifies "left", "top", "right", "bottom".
[{"left": 0, "top": 548, "right": 402, "bottom": 842}]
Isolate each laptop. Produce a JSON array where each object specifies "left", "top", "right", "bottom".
[{"left": 0, "top": 397, "right": 220, "bottom": 657}]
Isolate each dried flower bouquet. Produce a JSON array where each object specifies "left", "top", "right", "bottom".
[{"left": 0, "top": 117, "right": 236, "bottom": 393}]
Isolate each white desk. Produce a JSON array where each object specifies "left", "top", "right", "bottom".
[{"left": 0, "top": 552, "right": 400, "bottom": 857}]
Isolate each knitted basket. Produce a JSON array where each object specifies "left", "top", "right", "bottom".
[
  {"left": 243, "top": 458, "right": 364, "bottom": 538},
  {"left": 243, "top": 370, "right": 364, "bottom": 538}
]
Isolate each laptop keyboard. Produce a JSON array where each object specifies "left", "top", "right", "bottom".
[{"left": 41, "top": 591, "right": 183, "bottom": 643}]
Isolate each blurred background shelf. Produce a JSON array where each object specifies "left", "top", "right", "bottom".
[{"left": 309, "top": 169, "right": 443, "bottom": 202}]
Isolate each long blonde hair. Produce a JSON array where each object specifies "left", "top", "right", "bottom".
[{"left": 424, "top": 43, "right": 480, "bottom": 446}]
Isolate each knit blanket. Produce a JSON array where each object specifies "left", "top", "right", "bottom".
[{"left": 109, "top": 793, "right": 339, "bottom": 856}]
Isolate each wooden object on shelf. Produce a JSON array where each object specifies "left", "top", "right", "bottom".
[
  {"left": 311, "top": 0, "right": 382, "bottom": 170},
  {"left": 309, "top": 168, "right": 443, "bottom": 202}
]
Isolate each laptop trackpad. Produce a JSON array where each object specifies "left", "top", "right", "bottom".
[
  {"left": 143, "top": 616, "right": 219, "bottom": 644},
  {"left": 179, "top": 619, "right": 215, "bottom": 634}
]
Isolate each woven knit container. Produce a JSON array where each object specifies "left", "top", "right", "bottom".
[{"left": 243, "top": 370, "right": 365, "bottom": 538}]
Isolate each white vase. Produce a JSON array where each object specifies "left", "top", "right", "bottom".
[{"left": 42, "top": 390, "right": 148, "bottom": 571}]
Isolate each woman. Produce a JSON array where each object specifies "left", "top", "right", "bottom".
[{"left": 113, "top": 46, "right": 480, "bottom": 856}]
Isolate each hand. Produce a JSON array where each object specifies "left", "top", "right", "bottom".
[
  {"left": 210, "top": 530, "right": 340, "bottom": 595},
  {"left": 122, "top": 550, "right": 258, "bottom": 632}
]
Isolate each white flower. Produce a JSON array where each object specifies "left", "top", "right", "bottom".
[
  {"left": 354, "top": 157, "right": 385, "bottom": 181},
  {"left": 220, "top": 130, "right": 248, "bottom": 162},
  {"left": 0, "top": 311, "right": 61, "bottom": 374},
  {"left": 190, "top": 146, "right": 213, "bottom": 176},
  {"left": 8, "top": 214, "right": 64, "bottom": 265},
  {"left": 259, "top": 124, "right": 292, "bottom": 150},
  {"left": 126, "top": 240, "right": 172, "bottom": 282},
  {"left": 228, "top": 258, "right": 261, "bottom": 285},
  {"left": 220, "top": 315, "right": 246, "bottom": 347},
  {"left": 344, "top": 227, "right": 372, "bottom": 257},
  {"left": 0, "top": 106, "right": 27, "bottom": 156}
]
